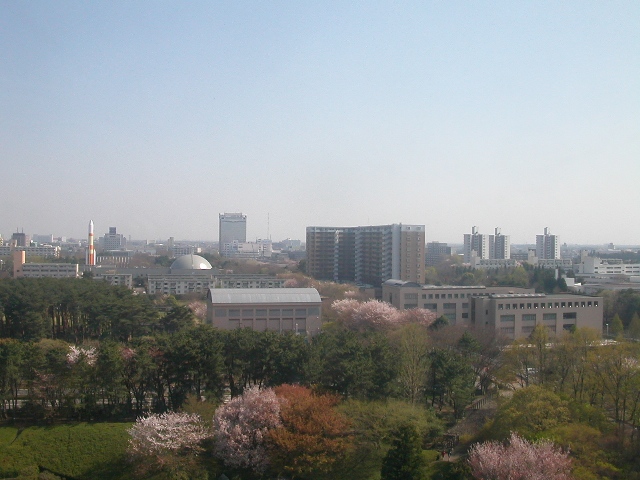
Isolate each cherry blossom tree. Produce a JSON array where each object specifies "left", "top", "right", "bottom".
[
  {"left": 212, "top": 386, "right": 281, "bottom": 473},
  {"left": 127, "top": 411, "right": 209, "bottom": 475},
  {"left": 332, "top": 299, "right": 435, "bottom": 331},
  {"left": 332, "top": 299, "right": 400, "bottom": 331},
  {"left": 66, "top": 345, "right": 97, "bottom": 366},
  {"left": 468, "top": 432, "right": 572, "bottom": 480}
]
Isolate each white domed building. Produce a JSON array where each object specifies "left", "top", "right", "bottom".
[{"left": 148, "top": 254, "right": 217, "bottom": 295}]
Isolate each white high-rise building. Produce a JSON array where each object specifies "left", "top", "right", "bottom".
[
  {"left": 536, "top": 227, "right": 560, "bottom": 259},
  {"left": 463, "top": 226, "right": 488, "bottom": 262},
  {"left": 219, "top": 213, "right": 247, "bottom": 257}
]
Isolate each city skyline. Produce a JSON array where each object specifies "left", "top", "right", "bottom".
[{"left": 2, "top": 2, "right": 638, "bottom": 244}]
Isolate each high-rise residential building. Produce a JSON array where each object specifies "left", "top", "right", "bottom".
[
  {"left": 219, "top": 213, "right": 247, "bottom": 257},
  {"left": 489, "top": 227, "right": 511, "bottom": 260},
  {"left": 463, "top": 226, "right": 488, "bottom": 262},
  {"left": 102, "top": 227, "right": 127, "bottom": 251},
  {"left": 536, "top": 227, "right": 560, "bottom": 260},
  {"left": 426, "top": 242, "right": 452, "bottom": 266},
  {"left": 306, "top": 224, "right": 425, "bottom": 287},
  {"left": 11, "top": 231, "right": 29, "bottom": 247}
]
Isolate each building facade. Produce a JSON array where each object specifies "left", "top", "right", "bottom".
[
  {"left": 102, "top": 227, "right": 127, "bottom": 251},
  {"left": 219, "top": 213, "right": 247, "bottom": 256},
  {"left": 463, "top": 226, "right": 488, "bottom": 262},
  {"left": 426, "top": 242, "right": 452, "bottom": 266},
  {"left": 207, "top": 288, "right": 322, "bottom": 335},
  {"left": 382, "top": 280, "right": 602, "bottom": 339},
  {"left": 536, "top": 227, "right": 560, "bottom": 260},
  {"left": 306, "top": 224, "right": 425, "bottom": 287},
  {"left": 489, "top": 227, "right": 511, "bottom": 260}
]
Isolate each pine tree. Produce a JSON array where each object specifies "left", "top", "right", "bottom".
[
  {"left": 380, "top": 423, "right": 425, "bottom": 480},
  {"left": 629, "top": 312, "right": 640, "bottom": 340},
  {"left": 610, "top": 314, "right": 624, "bottom": 338}
]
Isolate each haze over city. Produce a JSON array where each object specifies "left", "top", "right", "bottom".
[{"left": 1, "top": 2, "right": 638, "bottom": 244}]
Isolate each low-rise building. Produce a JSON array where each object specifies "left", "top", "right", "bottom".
[
  {"left": 207, "top": 288, "right": 322, "bottom": 335},
  {"left": 382, "top": 280, "right": 602, "bottom": 338},
  {"left": 20, "top": 263, "right": 79, "bottom": 278}
]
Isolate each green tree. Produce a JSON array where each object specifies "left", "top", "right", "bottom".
[
  {"left": 380, "top": 423, "right": 426, "bottom": 480},
  {"left": 610, "top": 314, "right": 624, "bottom": 338},
  {"left": 628, "top": 312, "right": 640, "bottom": 340}
]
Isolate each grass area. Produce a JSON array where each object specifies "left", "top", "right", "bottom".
[{"left": 0, "top": 423, "right": 134, "bottom": 479}]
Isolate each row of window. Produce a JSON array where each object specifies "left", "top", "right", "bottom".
[
  {"left": 498, "top": 300, "right": 597, "bottom": 310},
  {"left": 227, "top": 318, "right": 307, "bottom": 332},
  {"left": 500, "top": 312, "right": 577, "bottom": 323},
  {"left": 422, "top": 292, "right": 474, "bottom": 299},
  {"left": 215, "top": 307, "right": 320, "bottom": 318}
]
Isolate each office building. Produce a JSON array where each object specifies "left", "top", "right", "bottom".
[
  {"left": 536, "top": 227, "right": 560, "bottom": 260},
  {"left": 219, "top": 213, "right": 247, "bottom": 256},
  {"left": 306, "top": 224, "right": 425, "bottom": 287},
  {"left": 11, "top": 231, "right": 29, "bottom": 247},
  {"left": 102, "top": 227, "right": 127, "bottom": 251},
  {"left": 426, "top": 242, "right": 452, "bottom": 266},
  {"left": 382, "top": 280, "right": 603, "bottom": 339}
]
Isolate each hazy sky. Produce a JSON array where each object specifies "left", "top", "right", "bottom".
[{"left": 1, "top": 1, "right": 638, "bottom": 245}]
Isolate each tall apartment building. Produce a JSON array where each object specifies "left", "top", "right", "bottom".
[
  {"left": 465, "top": 226, "right": 511, "bottom": 262},
  {"left": 536, "top": 227, "right": 560, "bottom": 260},
  {"left": 306, "top": 224, "right": 425, "bottom": 287},
  {"left": 426, "top": 242, "right": 452, "bottom": 266},
  {"left": 489, "top": 227, "right": 511, "bottom": 260},
  {"left": 463, "top": 226, "right": 488, "bottom": 262},
  {"left": 219, "top": 213, "right": 247, "bottom": 256}
]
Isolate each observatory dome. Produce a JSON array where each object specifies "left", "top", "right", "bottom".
[{"left": 170, "top": 254, "right": 212, "bottom": 271}]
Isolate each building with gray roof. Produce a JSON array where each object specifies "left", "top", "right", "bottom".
[{"left": 207, "top": 288, "right": 322, "bottom": 335}]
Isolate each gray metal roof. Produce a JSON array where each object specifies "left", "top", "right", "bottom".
[{"left": 208, "top": 288, "right": 321, "bottom": 304}]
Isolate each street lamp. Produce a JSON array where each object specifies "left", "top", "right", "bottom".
[{"left": 605, "top": 323, "right": 609, "bottom": 337}]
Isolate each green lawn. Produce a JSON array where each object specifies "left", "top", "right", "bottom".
[{"left": 0, "top": 423, "right": 134, "bottom": 479}]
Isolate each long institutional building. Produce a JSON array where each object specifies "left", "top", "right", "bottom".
[
  {"left": 306, "top": 224, "right": 425, "bottom": 287},
  {"left": 383, "top": 280, "right": 603, "bottom": 340}
]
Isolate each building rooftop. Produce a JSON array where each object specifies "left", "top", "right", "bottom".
[{"left": 208, "top": 288, "right": 321, "bottom": 304}]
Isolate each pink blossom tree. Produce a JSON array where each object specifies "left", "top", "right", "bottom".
[
  {"left": 332, "top": 299, "right": 400, "bottom": 331},
  {"left": 468, "top": 432, "right": 572, "bottom": 480},
  {"left": 127, "top": 411, "right": 209, "bottom": 475},
  {"left": 332, "top": 299, "right": 435, "bottom": 331},
  {"left": 212, "top": 386, "right": 282, "bottom": 473}
]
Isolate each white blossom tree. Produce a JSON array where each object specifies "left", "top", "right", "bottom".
[
  {"left": 127, "top": 411, "right": 209, "bottom": 474},
  {"left": 468, "top": 432, "right": 572, "bottom": 480},
  {"left": 212, "top": 386, "right": 282, "bottom": 473}
]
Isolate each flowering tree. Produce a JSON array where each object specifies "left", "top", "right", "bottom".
[
  {"left": 127, "top": 412, "right": 209, "bottom": 475},
  {"left": 212, "top": 386, "right": 281, "bottom": 473},
  {"left": 333, "top": 299, "right": 436, "bottom": 332},
  {"left": 396, "top": 308, "right": 437, "bottom": 328},
  {"left": 268, "top": 384, "right": 352, "bottom": 478},
  {"left": 66, "top": 346, "right": 97, "bottom": 366},
  {"left": 468, "top": 432, "right": 572, "bottom": 480},
  {"left": 332, "top": 299, "right": 400, "bottom": 331}
]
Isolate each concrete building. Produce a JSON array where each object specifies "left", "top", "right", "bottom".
[
  {"left": 219, "top": 213, "right": 247, "bottom": 256},
  {"left": 94, "top": 273, "right": 133, "bottom": 288},
  {"left": 463, "top": 226, "right": 488, "bottom": 262},
  {"left": 536, "top": 227, "right": 560, "bottom": 260},
  {"left": 102, "top": 227, "right": 127, "bottom": 251},
  {"left": 306, "top": 224, "right": 425, "bottom": 287},
  {"left": 426, "top": 242, "right": 452, "bottom": 266},
  {"left": 223, "top": 239, "right": 273, "bottom": 259},
  {"left": 489, "top": 227, "right": 510, "bottom": 260},
  {"left": 11, "top": 232, "right": 28, "bottom": 247},
  {"left": 382, "top": 280, "right": 602, "bottom": 339},
  {"left": 216, "top": 274, "right": 286, "bottom": 289},
  {"left": 207, "top": 288, "right": 322, "bottom": 335},
  {"left": 0, "top": 245, "right": 61, "bottom": 258},
  {"left": 576, "top": 257, "right": 640, "bottom": 276},
  {"left": 12, "top": 250, "right": 78, "bottom": 278},
  {"left": 383, "top": 280, "right": 534, "bottom": 324}
]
